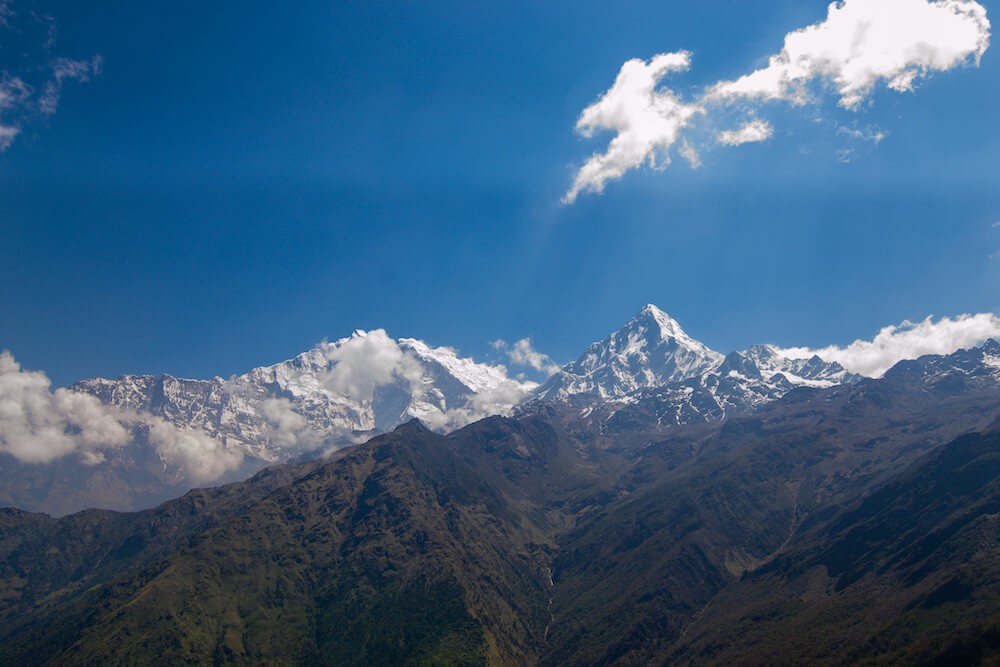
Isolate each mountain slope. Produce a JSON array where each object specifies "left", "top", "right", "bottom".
[
  {"left": 533, "top": 305, "right": 859, "bottom": 435},
  {"left": 2, "top": 344, "right": 1000, "bottom": 664},
  {"left": 671, "top": 425, "right": 1000, "bottom": 665},
  {"left": 533, "top": 305, "right": 724, "bottom": 400},
  {"left": 75, "top": 330, "right": 533, "bottom": 460},
  {"left": 0, "top": 330, "right": 535, "bottom": 515}
]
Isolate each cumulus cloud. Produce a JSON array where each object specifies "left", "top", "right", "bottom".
[
  {"left": 773, "top": 313, "right": 1000, "bottom": 377},
  {"left": 563, "top": 52, "right": 704, "bottom": 204},
  {"left": 260, "top": 397, "right": 323, "bottom": 450},
  {"left": 717, "top": 119, "right": 774, "bottom": 146},
  {"left": 320, "top": 330, "right": 538, "bottom": 433},
  {"left": 0, "top": 350, "right": 243, "bottom": 481},
  {"left": 709, "top": 0, "right": 990, "bottom": 109},
  {"left": 421, "top": 378, "right": 538, "bottom": 433},
  {"left": 144, "top": 416, "right": 243, "bottom": 485},
  {"left": 564, "top": 0, "right": 990, "bottom": 201},
  {"left": 492, "top": 338, "right": 561, "bottom": 376},
  {"left": 0, "top": 351, "right": 129, "bottom": 463},
  {"left": 322, "top": 329, "right": 423, "bottom": 401}
]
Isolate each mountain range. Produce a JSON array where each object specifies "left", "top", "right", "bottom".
[
  {"left": 2, "top": 337, "right": 1000, "bottom": 664},
  {"left": 2, "top": 305, "right": 859, "bottom": 515}
]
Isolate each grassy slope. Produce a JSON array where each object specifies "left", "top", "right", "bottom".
[{"left": 2, "top": 375, "right": 1000, "bottom": 664}]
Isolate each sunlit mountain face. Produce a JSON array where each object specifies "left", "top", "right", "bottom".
[{"left": 3, "top": 340, "right": 1000, "bottom": 664}]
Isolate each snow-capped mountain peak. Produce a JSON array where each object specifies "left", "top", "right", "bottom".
[
  {"left": 638, "top": 304, "right": 700, "bottom": 346},
  {"left": 74, "top": 330, "right": 537, "bottom": 467},
  {"left": 530, "top": 306, "right": 861, "bottom": 422},
  {"left": 726, "top": 344, "right": 858, "bottom": 389},
  {"left": 533, "top": 304, "right": 724, "bottom": 400}
]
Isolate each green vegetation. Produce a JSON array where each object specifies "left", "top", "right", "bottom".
[{"left": 3, "top": 372, "right": 1000, "bottom": 665}]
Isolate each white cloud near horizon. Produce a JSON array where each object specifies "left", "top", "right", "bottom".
[
  {"left": 492, "top": 338, "right": 561, "bottom": 376},
  {"left": 565, "top": 0, "right": 990, "bottom": 202},
  {"left": 0, "top": 350, "right": 243, "bottom": 479},
  {"left": 425, "top": 379, "right": 538, "bottom": 433},
  {"left": 0, "top": 351, "right": 129, "bottom": 463},
  {"left": 322, "top": 329, "right": 424, "bottom": 401},
  {"left": 773, "top": 313, "right": 1000, "bottom": 377},
  {"left": 563, "top": 52, "right": 703, "bottom": 204},
  {"left": 145, "top": 416, "right": 244, "bottom": 484},
  {"left": 322, "top": 330, "right": 538, "bottom": 432}
]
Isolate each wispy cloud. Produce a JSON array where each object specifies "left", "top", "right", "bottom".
[
  {"left": 38, "top": 55, "right": 103, "bottom": 116},
  {"left": 717, "top": 119, "right": 773, "bottom": 147},
  {"left": 0, "top": 124, "right": 19, "bottom": 150},
  {"left": 836, "top": 125, "right": 887, "bottom": 145},
  {"left": 0, "top": 5, "right": 102, "bottom": 151},
  {"left": 492, "top": 337, "right": 561, "bottom": 376},
  {"left": 565, "top": 0, "right": 990, "bottom": 202},
  {"left": 773, "top": 313, "right": 1000, "bottom": 377}
]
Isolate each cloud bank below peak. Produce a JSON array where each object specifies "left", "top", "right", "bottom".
[
  {"left": 773, "top": 313, "right": 1000, "bottom": 378},
  {"left": 0, "top": 350, "right": 243, "bottom": 481},
  {"left": 564, "top": 0, "right": 990, "bottom": 202}
]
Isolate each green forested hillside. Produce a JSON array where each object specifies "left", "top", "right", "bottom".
[{"left": 3, "top": 366, "right": 1000, "bottom": 665}]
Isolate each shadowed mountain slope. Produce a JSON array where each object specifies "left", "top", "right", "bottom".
[{"left": 2, "top": 345, "right": 1000, "bottom": 664}]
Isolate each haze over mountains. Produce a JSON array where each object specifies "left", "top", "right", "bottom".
[{"left": 2, "top": 304, "right": 995, "bottom": 515}]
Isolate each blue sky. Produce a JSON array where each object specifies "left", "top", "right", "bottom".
[{"left": 2, "top": 0, "right": 999, "bottom": 387}]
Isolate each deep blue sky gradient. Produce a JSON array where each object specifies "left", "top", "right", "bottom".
[{"left": 2, "top": 1, "right": 999, "bottom": 386}]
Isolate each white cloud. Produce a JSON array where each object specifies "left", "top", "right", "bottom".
[
  {"left": 144, "top": 416, "right": 243, "bottom": 485},
  {"left": 260, "top": 397, "right": 323, "bottom": 450},
  {"left": 773, "top": 313, "right": 1000, "bottom": 377},
  {"left": 492, "top": 338, "right": 561, "bottom": 376},
  {"left": 421, "top": 378, "right": 538, "bottom": 433},
  {"left": 563, "top": 52, "right": 704, "bottom": 204},
  {"left": 717, "top": 119, "right": 774, "bottom": 146},
  {"left": 322, "top": 330, "right": 537, "bottom": 432},
  {"left": 321, "top": 329, "right": 423, "bottom": 401},
  {"left": 678, "top": 140, "right": 702, "bottom": 168},
  {"left": 564, "top": 0, "right": 990, "bottom": 201},
  {"left": 0, "top": 76, "right": 32, "bottom": 112},
  {"left": 0, "top": 351, "right": 129, "bottom": 463},
  {"left": 0, "top": 9, "right": 102, "bottom": 151},
  {"left": 38, "top": 56, "right": 103, "bottom": 115},
  {"left": 709, "top": 0, "right": 990, "bottom": 109},
  {"left": 0, "top": 125, "right": 19, "bottom": 150},
  {"left": 0, "top": 350, "right": 243, "bottom": 481},
  {"left": 837, "top": 124, "right": 887, "bottom": 144}
]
